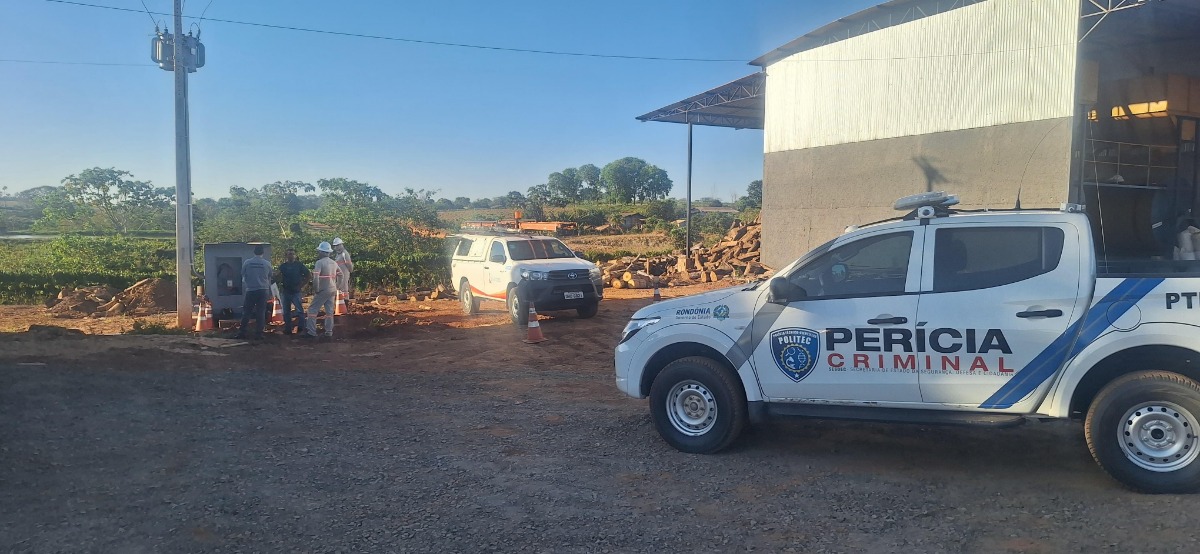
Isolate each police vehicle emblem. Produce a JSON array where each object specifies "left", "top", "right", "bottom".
[
  {"left": 568, "top": 272, "right": 577, "bottom": 280},
  {"left": 770, "top": 328, "right": 820, "bottom": 382},
  {"left": 713, "top": 304, "right": 731, "bottom": 321}
]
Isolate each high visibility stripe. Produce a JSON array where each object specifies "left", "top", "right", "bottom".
[
  {"left": 470, "top": 284, "right": 506, "bottom": 300},
  {"left": 978, "top": 277, "right": 1163, "bottom": 409}
]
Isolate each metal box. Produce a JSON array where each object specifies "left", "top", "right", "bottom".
[{"left": 202, "top": 242, "right": 272, "bottom": 318}]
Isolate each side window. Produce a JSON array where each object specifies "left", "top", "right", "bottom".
[
  {"left": 933, "top": 226, "right": 1064, "bottom": 293},
  {"left": 786, "top": 232, "right": 913, "bottom": 299},
  {"left": 466, "top": 239, "right": 487, "bottom": 258},
  {"left": 455, "top": 238, "right": 473, "bottom": 256},
  {"left": 489, "top": 241, "right": 507, "bottom": 263}
]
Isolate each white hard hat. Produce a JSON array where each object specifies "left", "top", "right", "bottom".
[
  {"left": 331, "top": 237, "right": 344, "bottom": 246},
  {"left": 317, "top": 241, "right": 333, "bottom": 253}
]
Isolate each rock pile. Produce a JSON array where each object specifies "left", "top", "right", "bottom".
[{"left": 599, "top": 218, "right": 771, "bottom": 289}]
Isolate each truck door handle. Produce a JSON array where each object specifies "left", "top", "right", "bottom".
[
  {"left": 1016, "top": 309, "right": 1063, "bottom": 318},
  {"left": 867, "top": 316, "right": 907, "bottom": 325}
]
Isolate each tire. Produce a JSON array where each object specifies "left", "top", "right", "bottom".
[
  {"left": 649, "top": 356, "right": 747, "bottom": 454},
  {"left": 576, "top": 300, "right": 599, "bottom": 319},
  {"left": 459, "top": 279, "right": 479, "bottom": 315},
  {"left": 1085, "top": 370, "right": 1200, "bottom": 493},
  {"left": 506, "top": 284, "right": 528, "bottom": 326}
]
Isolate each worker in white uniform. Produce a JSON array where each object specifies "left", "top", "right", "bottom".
[
  {"left": 303, "top": 241, "right": 342, "bottom": 339},
  {"left": 332, "top": 237, "right": 354, "bottom": 301}
]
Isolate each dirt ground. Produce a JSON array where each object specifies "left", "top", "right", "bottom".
[{"left": 2, "top": 283, "right": 1199, "bottom": 552}]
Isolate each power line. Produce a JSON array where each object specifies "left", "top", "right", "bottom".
[
  {"left": 137, "top": 0, "right": 156, "bottom": 27},
  {"left": 197, "top": 0, "right": 215, "bottom": 29},
  {"left": 40, "top": 0, "right": 748, "bottom": 63},
  {"left": 0, "top": 57, "right": 152, "bottom": 67}
]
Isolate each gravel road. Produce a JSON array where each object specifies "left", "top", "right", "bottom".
[{"left": 3, "top": 294, "right": 1199, "bottom": 552}]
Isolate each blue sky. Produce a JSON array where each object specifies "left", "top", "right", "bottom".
[{"left": 0, "top": 0, "right": 878, "bottom": 201}]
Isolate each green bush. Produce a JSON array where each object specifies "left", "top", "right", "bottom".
[{"left": 0, "top": 236, "right": 176, "bottom": 304}]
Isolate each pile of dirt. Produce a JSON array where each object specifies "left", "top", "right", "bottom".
[{"left": 46, "top": 279, "right": 176, "bottom": 319}]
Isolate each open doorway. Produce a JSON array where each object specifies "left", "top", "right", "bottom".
[{"left": 1072, "top": 1, "right": 1200, "bottom": 260}]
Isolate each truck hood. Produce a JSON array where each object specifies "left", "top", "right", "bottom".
[
  {"left": 513, "top": 258, "right": 597, "bottom": 271},
  {"left": 631, "top": 283, "right": 759, "bottom": 319}
]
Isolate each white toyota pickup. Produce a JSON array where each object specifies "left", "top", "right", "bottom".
[
  {"left": 449, "top": 233, "right": 603, "bottom": 324},
  {"left": 615, "top": 192, "right": 1200, "bottom": 493}
]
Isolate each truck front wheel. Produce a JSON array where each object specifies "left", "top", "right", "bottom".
[
  {"left": 1085, "top": 370, "right": 1200, "bottom": 493},
  {"left": 649, "top": 356, "right": 747, "bottom": 454},
  {"left": 506, "top": 284, "right": 528, "bottom": 326}
]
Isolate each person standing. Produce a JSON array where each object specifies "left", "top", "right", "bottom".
[
  {"left": 304, "top": 241, "right": 341, "bottom": 339},
  {"left": 236, "top": 244, "right": 273, "bottom": 340},
  {"left": 274, "top": 247, "right": 310, "bottom": 335},
  {"left": 332, "top": 237, "right": 354, "bottom": 300}
]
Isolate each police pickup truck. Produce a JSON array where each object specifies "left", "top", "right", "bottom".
[{"left": 615, "top": 192, "right": 1200, "bottom": 493}]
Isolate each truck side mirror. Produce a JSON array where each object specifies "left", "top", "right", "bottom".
[
  {"left": 768, "top": 278, "right": 806, "bottom": 305},
  {"left": 574, "top": 250, "right": 585, "bottom": 258}
]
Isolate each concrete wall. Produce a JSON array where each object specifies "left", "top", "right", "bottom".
[{"left": 760, "top": 118, "right": 1074, "bottom": 268}]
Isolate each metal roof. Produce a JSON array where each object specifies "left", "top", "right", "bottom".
[{"left": 635, "top": 72, "right": 765, "bottom": 130}]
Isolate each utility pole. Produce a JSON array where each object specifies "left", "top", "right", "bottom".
[
  {"left": 153, "top": 0, "right": 204, "bottom": 329},
  {"left": 685, "top": 117, "right": 693, "bottom": 254},
  {"left": 172, "top": 0, "right": 192, "bottom": 330}
]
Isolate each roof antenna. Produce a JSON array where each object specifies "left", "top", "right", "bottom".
[{"left": 1014, "top": 187, "right": 1022, "bottom": 210}]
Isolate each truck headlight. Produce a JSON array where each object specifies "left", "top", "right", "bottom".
[
  {"left": 521, "top": 269, "right": 548, "bottom": 280},
  {"left": 589, "top": 267, "right": 601, "bottom": 279},
  {"left": 619, "top": 317, "right": 660, "bottom": 344}
]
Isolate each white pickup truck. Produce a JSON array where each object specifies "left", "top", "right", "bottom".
[
  {"left": 615, "top": 192, "right": 1200, "bottom": 493},
  {"left": 449, "top": 233, "right": 603, "bottom": 324}
]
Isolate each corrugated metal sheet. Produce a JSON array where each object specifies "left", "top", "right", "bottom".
[{"left": 764, "top": 0, "right": 1080, "bottom": 153}]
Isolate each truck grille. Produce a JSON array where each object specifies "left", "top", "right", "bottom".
[{"left": 549, "top": 270, "right": 588, "bottom": 280}]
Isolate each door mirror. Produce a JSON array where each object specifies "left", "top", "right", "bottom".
[
  {"left": 768, "top": 278, "right": 806, "bottom": 305},
  {"left": 489, "top": 254, "right": 506, "bottom": 264},
  {"left": 574, "top": 250, "right": 585, "bottom": 258}
]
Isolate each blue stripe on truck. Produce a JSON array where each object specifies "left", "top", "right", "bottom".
[{"left": 978, "top": 277, "right": 1163, "bottom": 409}]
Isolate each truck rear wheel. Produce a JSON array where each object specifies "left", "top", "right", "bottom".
[
  {"left": 649, "top": 356, "right": 747, "bottom": 454},
  {"left": 1085, "top": 371, "right": 1200, "bottom": 493},
  {"left": 460, "top": 279, "right": 479, "bottom": 315}
]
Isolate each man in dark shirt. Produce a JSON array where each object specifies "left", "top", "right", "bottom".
[{"left": 275, "top": 247, "right": 311, "bottom": 335}]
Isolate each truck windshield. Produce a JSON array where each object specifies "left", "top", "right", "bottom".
[{"left": 507, "top": 239, "right": 575, "bottom": 260}]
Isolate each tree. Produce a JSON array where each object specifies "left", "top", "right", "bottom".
[
  {"left": 435, "top": 198, "right": 457, "bottom": 211},
  {"left": 453, "top": 197, "right": 472, "bottom": 209},
  {"left": 737, "top": 179, "right": 762, "bottom": 211},
  {"left": 470, "top": 198, "right": 493, "bottom": 209},
  {"left": 526, "top": 184, "right": 551, "bottom": 206},
  {"left": 645, "top": 199, "right": 680, "bottom": 222},
  {"left": 36, "top": 168, "right": 173, "bottom": 233},
  {"left": 547, "top": 168, "right": 582, "bottom": 204},
  {"left": 600, "top": 157, "right": 673, "bottom": 203},
  {"left": 577, "top": 164, "right": 603, "bottom": 202}
]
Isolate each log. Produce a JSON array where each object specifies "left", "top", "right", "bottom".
[
  {"left": 123, "top": 278, "right": 152, "bottom": 294},
  {"left": 623, "top": 274, "right": 652, "bottom": 289},
  {"left": 610, "top": 278, "right": 625, "bottom": 289}
]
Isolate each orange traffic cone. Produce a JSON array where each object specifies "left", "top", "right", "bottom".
[
  {"left": 270, "top": 297, "right": 284, "bottom": 325},
  {"left": 523, "top": 302, "right": 547, "bottom": 344},
  {"left": 193, "top": 299, "right": 214, "bottom": 332},
  {"left": 335, "top": 291, "right": 349, "bottom": 316},
  {"left": 652, "top": 287, "right": 662, "bottom": 302}
]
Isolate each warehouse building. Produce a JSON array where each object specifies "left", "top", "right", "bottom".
[{"left": 640, "top": 0, "right": 1200, "bottom": 268}]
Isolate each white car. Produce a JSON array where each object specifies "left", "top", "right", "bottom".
[
  {"left": 449, "top": 233, "right": 603, "bottom": 324},
  {"left": 616, "top": 192, "right": 1200, "bottom": 493}
]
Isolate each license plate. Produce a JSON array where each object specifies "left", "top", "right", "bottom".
[{"left": 564, "top": 291, "right": 584, "bottom": 300}]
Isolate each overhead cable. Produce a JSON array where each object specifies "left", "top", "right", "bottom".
[{"left": 40, "top": 0, "right": 747, "bottom": 63}]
